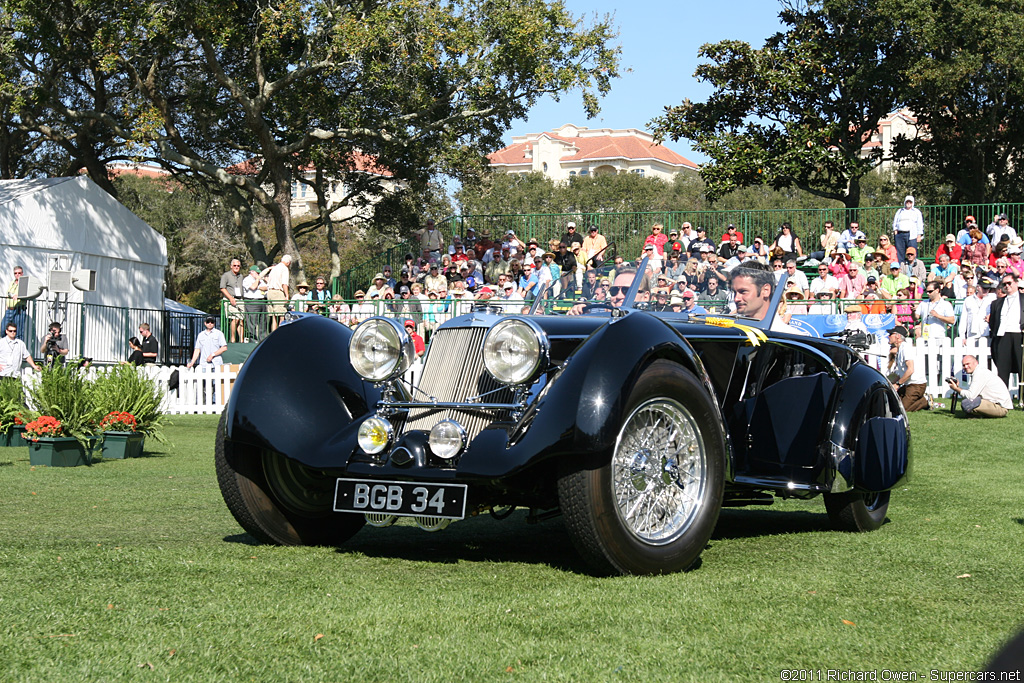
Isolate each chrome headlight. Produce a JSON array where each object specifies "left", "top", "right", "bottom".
[
  {"left": 482, "top": 318, "right": 549, "bottom": 385},
  {"left": 349, "top": 317, "right": 416, "bottom": 382},
  {"left": 429, "top": 420, "right": 467, "bottom": 460},
  {"left": 357, "top": 416, "right": 393, "bottom": 454}
]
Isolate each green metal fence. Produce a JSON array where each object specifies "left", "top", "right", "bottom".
[{"left": 337, "top": 203, "right": 1022, "bottom": 295}]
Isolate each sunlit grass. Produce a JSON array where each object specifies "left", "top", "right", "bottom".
[{"left": 0, "top": 409, "right": 1021, "bottom": 682}]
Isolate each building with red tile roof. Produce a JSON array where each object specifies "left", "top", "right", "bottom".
[
  {"left": 858, "top": 109, "right": 921, "bottom": 170},
  {"left": 488, "top": 124, "right": 698, "bottom": 181}
]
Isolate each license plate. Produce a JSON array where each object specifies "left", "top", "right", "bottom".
[{"left": 333, "top": 478, "right": 468, "bottom": 520}]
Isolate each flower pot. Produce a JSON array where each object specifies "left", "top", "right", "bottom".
[
  {"left": 1, "top": 425, "right": 26, "bottom": 447},
  {"left": 101, "top": 431, "right": 145, "bottom": 459},
  {"left": 27, "top": 437, "right": 92, "bottom": 467}
]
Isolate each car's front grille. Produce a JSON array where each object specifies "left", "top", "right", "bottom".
[{"left": 399, "top": 326, "right": 514, "bottom": 440}]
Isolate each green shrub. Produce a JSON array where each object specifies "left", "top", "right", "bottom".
[
  {"left": 26, "top": 365, "right": 101, "bottom": 445},
  {"left": 90, "top": 365, "right": 168, "bottom": 443}
]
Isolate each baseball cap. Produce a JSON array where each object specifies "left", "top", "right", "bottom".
[
  {"left": 205, "top": 316, "right": 216, "bottom": 324},
  {"left": 567, "top": 221, "right": 576, "bottom": 228},
  {"left": 866, "top": 276, "right": 877, "bottom": 284},
  {"left": 700, "top": 245, "right": 713, "bottom": 253},
  {"left": 905, "top": 247, "right": 916, "bottom": 255},
  {"left": 479, "top": 286, "right": 493, "bottom": 295},
  {"left": 249, "top": 265, "right": 259, "bottom": 272},
  {"left": 945, "top": 234, "right": 956, "bottom": 242},
  {"left": 965, "top": 215, "right": 977, "bottom": 223},
  {"left": 887, "top": 325, "right": 909, "bottom": 337},
  {"left": 403, "top": 319, "right": 416, "bottom": 328},
  {"left": 728, "top": 223, "right": 736, "bottom": 228},
  {"left": 889, "top": 262, "right": 900, "bottom": 269},
  {"left": 399, "top": 285, "right": 410, "bottom": 294},
  {"left": 588, "top": 225, "right": 598, "bottom": 232},
  {"left": 682, "top": 289, "right": 695, "bottom": 299}
]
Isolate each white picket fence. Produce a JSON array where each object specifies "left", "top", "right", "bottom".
[
  {"left": 859, "top": 337, "right": 1017, "bottom": 399},
  {"left": 15, "top": 339, "right": 1013, "bottom": 415}
]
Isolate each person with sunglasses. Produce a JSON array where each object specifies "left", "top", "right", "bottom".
[
  {"left": 0, "top": 322, "right": 40, "bottom": 376},
  {"left": 891, "top": 195, "right": 924, "bottom": 264},
  {"left": 988, "top": 273, "right": 1024, "bottom": 391},
  {"left": 567, "top": 266, "right": 649, "bottom": 315}
]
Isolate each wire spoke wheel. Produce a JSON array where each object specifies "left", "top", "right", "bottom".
[{"left": 611, "top": 398, "right": 707, "bottom": 544}]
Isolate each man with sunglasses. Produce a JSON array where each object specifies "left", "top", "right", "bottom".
[
  {"left": 567, "top": 267, "right": 649, "bottom": 315},
  {"left": 987, "top": 273, "right": 1024, "bottom": 391},
  {"left": 0, "top": 322, "right": 40, "bottom": 376}
]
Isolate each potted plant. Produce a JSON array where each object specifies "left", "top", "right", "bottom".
[
  {"left": 24, "top": 365, "right": 101, "bottom": 465},
  {"left": 91, "top": 365, "right": 167, "bottom": 457},
  {"left": 0, "top": 378, "right": 32, "bottom": 447},
  {"left": 98, "top": 411, "right": 145, "bottom": 459},
  {"left": 21, "top": 415, "right": 92, "bottom": 466}
]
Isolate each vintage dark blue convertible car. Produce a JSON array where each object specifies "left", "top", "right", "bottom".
[{"left": 216, "top": 261, "right": 910, "bottom": 575}]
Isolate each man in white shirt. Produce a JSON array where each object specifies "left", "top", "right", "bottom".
[
  {"left": 187, "top": 317, "right": 228, "bottom": 368},
  {"left": 986, "top": 213, "right": 1017, "bottom": 245},
  {"left": 261, "top": 254, "right": 292, "bottom": 332},
  {"left": 988, "top": 274, "right": 1024, "bottom": 388},
  {"left": 887, "top": 325, "right": 929, "bottom": 411},
  {"left": 947, "top": 355, "right": 1013, "bottom": 417},
  {"left": 0, "top": 322, "right": 40, "bottom": 376},
  {"left": 892, "top": 195, "right": 924, "bottom": 264},
  {"left": 783, "top": 259, "right": 809, "bottom": 298},
  {"left": 809, "top": 263, "right": 840, "bottom": 297},
  {"left": 915, "top": 282, "right": 956, "bottom": 341}
]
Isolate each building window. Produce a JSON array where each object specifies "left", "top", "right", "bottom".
[
  {"left": 579, "top": 169, "right": 589, "bottom": 176},
  {"left": 631, "top": 169, "right": 645, "bottom": 176},
  {"left": 542, "top": 162, "right": 549, "bottom": 172},
  {"left": 569, "top": 171, "right": 576, "bottom": 177}
]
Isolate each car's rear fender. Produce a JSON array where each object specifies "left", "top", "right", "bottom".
[
  {"left": 826, "top": 362, "right": 911, "bottom": 493},
  {"left": 223, "top": 315, "right": 381, "bottom": 468}
]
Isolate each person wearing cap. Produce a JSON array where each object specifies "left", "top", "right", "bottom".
[
  {"left": 933, "top": 234, "right": 962, "bottom": 267},
  {"left": 581, "top": 225, "right": 608, "bottom": 267},
  {"left": 848, "top": 234, "right": 872, "bottom": 264},
  {"left": 880, "top": 261, "right": 910, "bottom": 299},
  {"left": 886, "top": 325, "right": 929, "bottom": 412},
  {"left": 242, "top": 264, "right": 268, "bottom": 342},
  {"left": 560, "top": 221, "right": 584, "bottom": 249},
  {"left": 957, "top": 215, "right": 988, "bottom": 246},
  {"left": 664, "top": 229, "right": 684, "bottom": 256},
  {"left": 679, "top": 289, "right": 707, "bottom": 319},
  {"left": 891, "top": 195, "right": 924, "bottom": 264},
  {"left": 782, "top": 283, "right": 809, "bottom": 318},
  {"left": 875, "top": 233, "right": 898, "bottom": 265},
  {"left": 720, "top": 223, "right": 744, "bottom": 244},
  {"left": 423, "top": 263, "right": 447, "bottom": 294},
  {"left": 402, "top": 318, "right": 426, "bottom": 357},
  {"left": 688, "top": 227, "right": 716, "bottom": 260},
  {"left": 947, "top": 355, "right": 1013, "bottom": 417},
  {"left": 419, "top": 219, "right": 444, "bottom": 261},
  {"left": 915, "top": 281, "right": 956, "bottom": 340},
  {"left": 747, "top": 236, "right": 769, "bottom": 263},
  {"left": 187, "top": 316, "right": 228, "bottom": 370},
  {"left": 899, "top": 246, "right": 927, "bottom": 283},
  {"left": 1007, "top": 240, "right": 1024, "bottom": 279},
  {"left": 808, "top": 290, "right": 835, "bottom": 316},
  {"left": 988, "top": 272, "right": 1024, "bottom": 389},
  {"left": 986, "top": 213, "right": 1017, "bottom": 245},
  {"left": 650, "top": 287, "right": 672, "bottom": 312},
  {"left": 861, "top": 253, "right": 881, "bottom": 282}
]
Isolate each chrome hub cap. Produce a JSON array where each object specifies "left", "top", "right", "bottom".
[{"left": 611, "top": 399, "right": 707, "bottom": 544}]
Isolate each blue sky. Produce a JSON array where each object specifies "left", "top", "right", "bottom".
[{"left": 503, "top": 1, "right": 786, "bottom": 164}]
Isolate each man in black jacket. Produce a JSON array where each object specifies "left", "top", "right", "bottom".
[{"left": 988, "top": 273, "right": 1024, "bottom": 392}]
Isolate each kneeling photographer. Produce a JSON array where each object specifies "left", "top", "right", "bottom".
[{"left": 41, "top": 322, "right": 69, "bottom": 366}]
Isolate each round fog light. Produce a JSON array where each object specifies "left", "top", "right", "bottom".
[
  {"left": 428, "top": 420, "right": 467, "bottom": 460},
  {"left": 358, "top": 416, "right": 393, "bottom": 454}
]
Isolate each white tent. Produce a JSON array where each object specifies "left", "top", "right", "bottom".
[{"left": 0, "top": 176, "right": 168, "bottom": 361}]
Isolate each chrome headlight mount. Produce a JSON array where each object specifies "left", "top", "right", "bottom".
[
  {"left": 349, "top": 317, "right": 417, "bottom": 383},
  {"left": 481, "top": 318, "right": 550, "bottom": 385}
]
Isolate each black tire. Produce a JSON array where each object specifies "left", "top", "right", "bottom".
[
  {"left": 824, "top": 490, "right": 890, "bottom": 532},
  {"left": 558, "top": 359, "right": 726, "bottom": 576},
  {"left": 215, "top": 412, "right": 364, "bottom": 546}
]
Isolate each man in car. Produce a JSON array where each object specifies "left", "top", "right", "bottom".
[
  {"left": 729, "top": 265, "right": 806, "bottom": 334},
  {"left": 568, "top": 267, "right": 648, "bottom": 314}
]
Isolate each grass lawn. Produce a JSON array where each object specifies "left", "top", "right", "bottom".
[{"left": 1, "top": 407, "right": 1022, "bottom": 682}]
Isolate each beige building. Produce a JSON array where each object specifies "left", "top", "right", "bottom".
[
  {"left": 860, "top": 109, "right": 922, "bottom": 171},
  {"left": 488, "top": 124, "right": 698, "bottom": 181},
  {"left": 288, "top": 153, "right": 403, "bottom": 220}
]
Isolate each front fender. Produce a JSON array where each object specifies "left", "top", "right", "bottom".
[
  {"left": 224, "top": 315, "right": 381, "bottom": 468},
  {"left": 533, "top": 313, "right": 728, "bottom": 463}
]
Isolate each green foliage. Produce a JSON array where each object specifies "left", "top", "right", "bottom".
[
  {"left": 26, "top": 365, "right": 101, "bottom": 445},
  {"left": 90, "top": 365, "right": 167, "bottom": 443},
  {"left": 894, "top": 0, "right": 1024, "bottom": 203}
]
